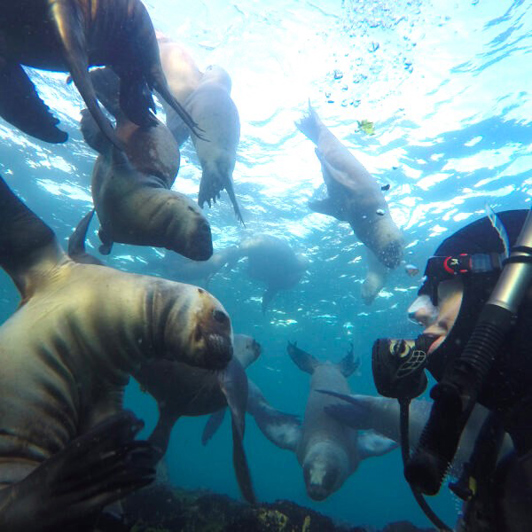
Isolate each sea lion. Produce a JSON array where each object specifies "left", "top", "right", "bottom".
[
  {"left": 185, "top": 65, "right": 244, "bottom": 223},
  {"left": 156, "top": 32, "right": 203, "bottom": 146},
  {"left": 320, "top": 392, "right": 514, "bottom": 474},
  {"left": 80, "top": 68, "right": 213, "bottom": 260},
  {"left": 134, "top": 334, "right": 261, "bottom": 503},
  {"left": 296, "top": 103, "right": 405, "bottom": 269},
  {"left": 160, "top": 245, "right": 242, "bottom": 285},
  {"left": 0, "top": 0, "right": 200, "bottom": 148},
  {"left": 361, "top": 248, "right": 389, "bottom": 305},
  {"left": 0, "top": 175, "right": 233, "bottom": 528},
  {"left": 277, "top": 342, "right": 397, "bottom": 500},
  {"left": 239, "top": 234, "right": 308, "bottom": 312}
]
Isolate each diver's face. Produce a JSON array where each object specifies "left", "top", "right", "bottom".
[{"left": 409, "top": 278, "right": 463, "bottom": 355}]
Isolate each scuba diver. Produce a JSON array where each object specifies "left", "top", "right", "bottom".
[{"left": 371, "top": 209, "right": 532, "bottom": 531}]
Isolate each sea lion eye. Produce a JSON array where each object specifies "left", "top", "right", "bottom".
[{"left": 212, "top": 309, "right": 228, "bottom": 324}]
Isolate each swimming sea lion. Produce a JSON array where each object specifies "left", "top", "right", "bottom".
[
  {"left": 284, "top": 342, "right": 397, "bottom": 500},
  {"left": 185, "top": 65, "right": 244, "bottom": 223},
  {"left": 239, "top": 234, "right": 308, "bottom": 312},
  {"left": 296, "top": 103, "right": 405, "bottom": 269},
  {"left": 321, "top": 392, "right": 513, "bottom": 471},
  {"left": 134, "top": 334, "right": 261, "bottom": 503},
  {"left": 159, "top": 245, "right": 242, "bottom": 285},
  {"left": 0, "top": 175, "right": 233, "bottom": 527},
  {"left": 156, "top": 33, "right": 203, "bottom": 146},
  {"left": 0, "top": 0, "right": 200, "bottom": 148},
  {"left": 80, "top": 70, "right": 212, "bottom": 260}
]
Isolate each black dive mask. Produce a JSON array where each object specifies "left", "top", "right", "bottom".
[{"left": 372, "top": 334, "right": 435, "bottom": 401}]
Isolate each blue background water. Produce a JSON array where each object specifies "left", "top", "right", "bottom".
[{"left": 0, "top": 0, "right": 531, "bottom": 529}]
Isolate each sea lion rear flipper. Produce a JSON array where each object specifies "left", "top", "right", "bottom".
[
  {"left": 287, "top": 340, "right": 320, "bottom": 374},
  {"left": 295, "top": 100, "right": 321, "bottom": 145},
  {"left": 338, "top": 343, "right": 360, "bottom": 378},
  {"left": 0, "top": 411, "right": 157, "bottom": 531},
  {"left": 247, "top": 380, "right": 301, "bottom": 451},
  {"left": 49, "top": 0, "right": 123, "bottom": 150},
  {"left": 202, "top": 409, "right": 227, "bottom": 445},
  {"left": 0, "top": 175, "right": 63, "bottom": 297},
  {"left": 357, "top": 430, "right": 399, "bottom": 459},
  {"left": 0, "top": 61, "right": 67, "bottom": 143}
]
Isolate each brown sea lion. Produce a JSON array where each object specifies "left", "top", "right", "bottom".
[
  {"left": 134, "top": 334, "right": 261, "bottom": 504},
  {"left": 0, "top": 175, "right": 233, "bottom": 529},
  {"left": 0, "top": 0, "right": 200, "bottom": 148},
  {"left": 296, "top": 103, "right": 405, "bottom": 269},
  {"left": 239, "top": 234, "right": 308, "bottom": 312},
  {"left": 80, "top": 69, "right": 212, "bottom": 260},
  {"left": 185, "top": 65, "right": 244, "bottom": 224},
  {"left": 156, "top": 32, "right": 203, "bottom": 146}
]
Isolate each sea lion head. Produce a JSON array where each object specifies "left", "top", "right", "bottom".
[
  {"left": 202, "top": 65, "right": 232, "bottom": 92},
  {"left": 302, "top": 441, "right": 350, "bottom": 501},
  {"left": 233, "top": 334, "right": 262, "bottom": 368},
  {"left": 372, "top": 218, "right": 405, "bottom": 269},
  {"left": 171, "top": 199, "right": 213, "bottom": 261},
  {"left": 166, "top": 286, "right": 233, "bottom": 371}
]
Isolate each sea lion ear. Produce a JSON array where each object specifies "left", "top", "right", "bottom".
[
  {"left": 287, "top": 341, "right": 320, "bottom": 374},
  {"left": 49, "top": 0, "right": 122, "bottom": 150}
]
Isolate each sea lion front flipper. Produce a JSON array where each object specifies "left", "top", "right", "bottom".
[
  {"left": 49, "top": 0, "right": 123, "bottom": 151},
  {"left": 80, "top": 108, "right": 109, "bottom": 154},
  {"left": 202, "top": 408, "right": 227, "bottom": 445},
  {"left": 0, "top": 61, "right": 67, "bottom": 143},
  {"left": 98, "top": 227, "right": 114, "bottom": 256},
  {"left": 317, "top": 390, "right": 375, "bottom": 430},
  {"left": 165, "top": 106, "right": 191, "bottom": 146},
  {"left": 287, "top": 341, "right": 320, "bottom": 374},
  {"left": 357, "top": 430, "right": 399, "bottom": 459},
  {"left": 68, "top": 209, "right": 105, "bottom": 265},
  {"left": 218, "top": 360, "right": 257, "bottom": 504},
  {"left": 308, "top": 197, "right": 345, "bottom": 220},
  {"left": 0, "top": 410, "right": 157, "bottom": 531},
  {"left": 247, "top": 380, "right": 301, "bottom": 451},
  {"left": 0, "top": 175, "right": 64, "bottom": 297},
  {"left": 147, "top": 408, "right": 179, "bottom": 457}
]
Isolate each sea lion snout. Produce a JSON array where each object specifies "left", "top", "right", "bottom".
[
  {"left": 379, "top": 240, "right": 404, "bottom": 269},
  {"left": 303, "top": 460, "right": 341, "bottom": 501},
  {"left": 187, "top": 221, "right": 213, "bottom": 261}
]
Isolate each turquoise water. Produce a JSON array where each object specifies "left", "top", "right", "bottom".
[{"left": 0, "top": 0, "right": 531, "bottom": 529}]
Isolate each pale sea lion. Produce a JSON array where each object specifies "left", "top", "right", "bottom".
[
  {"left": 185, "top": 65, "right": 244, "bottom": 223},
  {"left": 80, "top": 69, "right": 213, "bottom": 260},
  {"left": 274, "top": 342, "right": 398, "bottom": 501},
  {"left": 0, "top": 175, "right": 233, "bottom": 528},
  {"left": 296, "top": 103, "right": 405, "bottom": 269},
  {"left": 160, "top": 245, "right": 242, "bottom": 285},
  {"left": 239, "top": 234, "right": 308, "bottom": 312},
  {"left": 0, "top": 0, "right": 199, "bottom": 148},
  {"left": 156, "top": 32, "right": 203, "bottom": 146},
  {"left": 321, "top": 392, "right": 514, "bottom": 474},
  {"left": 134, "top": 334, "right": 261, "bottom": 503}
]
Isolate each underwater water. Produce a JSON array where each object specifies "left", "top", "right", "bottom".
[{"left": 0, "top": 0, "right": 531, "bottom": 529}]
